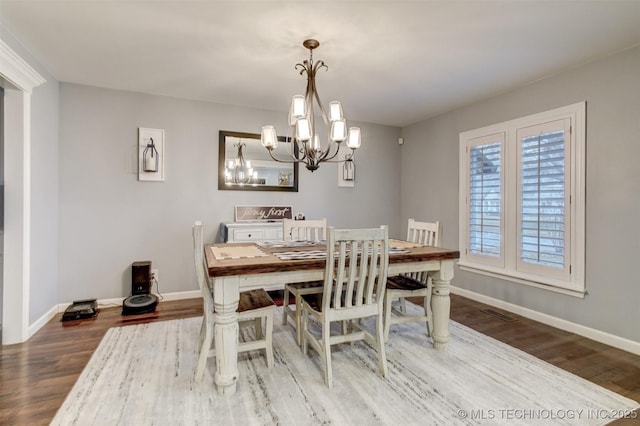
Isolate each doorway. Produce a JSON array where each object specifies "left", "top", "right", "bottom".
[
  {"left": 0, "top": 87, "right": 4, "bottom": 340},
  {"left": 0, "top": 39, "right": 45, "bottom": 344}
]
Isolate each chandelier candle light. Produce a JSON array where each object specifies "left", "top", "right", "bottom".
[{"left": 261, "top": 39, "right": 361, "bottom": 172}]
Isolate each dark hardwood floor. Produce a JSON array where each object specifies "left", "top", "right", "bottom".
[{"left": 1, "top": 294, "right": 638, "bottom": 425}]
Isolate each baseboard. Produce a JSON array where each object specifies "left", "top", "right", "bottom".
[
  {"left": 74, "top": 290, "right": 202, "bottom": 311},
  {"left": 451, "top": 286, "right": 640, "bottom": 356},
  {"left": 37, "top": 286, "right": 639, "bottom": 357},
  {"left": 28, "top": 304, "right": 60, "bottom": 339},
  {"left": 28, "top": 290, "right": 202, "bottom": 341}
]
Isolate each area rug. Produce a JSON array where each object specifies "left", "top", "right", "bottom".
[{"left": 52, "top": 306, "right": 638, "bottom": 425}]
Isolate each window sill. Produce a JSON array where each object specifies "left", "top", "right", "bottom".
[{"left": 458, "top": 262, "right": 586, "bottom": 298}]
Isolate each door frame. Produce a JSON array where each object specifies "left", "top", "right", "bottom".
[{"left": 0, "top": 38, "right": 45, "bottom": 344}]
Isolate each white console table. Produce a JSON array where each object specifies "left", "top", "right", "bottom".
[{"left": 219, "top": 221, "right": 283, "bottom": 243}]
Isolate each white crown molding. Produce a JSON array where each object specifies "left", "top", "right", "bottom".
[{"left": 0, "top": 38, "right": 46, "bottom": 92}]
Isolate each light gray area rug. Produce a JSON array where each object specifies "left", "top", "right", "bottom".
[{"left": 52, "top": 306, "right": 638, "bottom": 425}]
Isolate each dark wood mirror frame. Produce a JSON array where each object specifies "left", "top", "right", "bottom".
[{"left": 218, "top": 130, "right": 299, "bottom": 192}]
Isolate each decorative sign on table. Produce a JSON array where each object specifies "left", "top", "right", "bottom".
[{"left": 234, "top": 205, "right": 293, "bottom": 222}]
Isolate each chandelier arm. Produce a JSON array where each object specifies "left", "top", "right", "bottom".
[
  {"left": 318, "top": 142, "right": 342, "bottom": 162},
  {"left": 312, "top": 82, "right": 330, "bottom": 127},
  {"left": 297, "top": 141, "right": 310, "bottom": 161},
  {"left": 266, "top": 149, "right": 300, "bottom": 164},
  {"left": 295, "top": 62, "right": 307, "bottom": 75},
  {"left": 318, "top": 149, "right": 356, "bottom": 163},
  {"left": 288, "top": 126, "right": 308, "bottom": 162},
  {"left": 310, "top": 61, "right": 330, "bottom": 126},
  {"left": 305, "top": 81, "right": 316, "bottom": 139}
]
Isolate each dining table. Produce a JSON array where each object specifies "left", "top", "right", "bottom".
[{"left": 203, "top": 238, "right": 460, "bottom": 396}]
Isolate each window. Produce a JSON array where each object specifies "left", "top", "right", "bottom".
[
  {"left": 467, "top": 133, "right": 504, "bottom": 267},
  {"left": 459, "top": 103, "right": 585, "bottom": 295}
]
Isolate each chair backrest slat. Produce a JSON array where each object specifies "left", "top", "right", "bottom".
[
  {"left": 193, "top": 221, "right": 214, "bottom": 315},
  {"left": 324, "top": 226, "right": 389, "bottom": 312},
  {"left": 407, "top": 218, "right": 440, "bottom": 246},
  {"left": 406, "top": 218, "right": 440, "bottom": 282},
  {"left": 283, "top": 218, "right": 327, "bottom": 241}
]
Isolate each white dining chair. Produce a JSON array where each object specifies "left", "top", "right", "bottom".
[
  {"left": 281, "top": 218, "right": 327, "bottom": 346},
  {"left": 193, "top": 221, "right": 275, "bottom": 382},
  {"left": 383, "top": 218, "right": 441, "bottom": 341},
  {"left": 301, "top": 225, "right": 389, "bottom": 388}
]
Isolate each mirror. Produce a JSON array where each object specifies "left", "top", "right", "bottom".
[{"left": 218, "top": 130, "right": 299, "bottom": 192}]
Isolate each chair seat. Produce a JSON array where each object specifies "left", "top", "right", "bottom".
[
  {"left": 301, "top": 285, "right": 347, "bottom": 313},
  {"left": 387, "top": 275, "right": 427, "bottom": 292},
  {"left": 300, "top": 292, "right": 323, "bottom": 312},
  {"left": 239, "top": 289, "right": 276, "bottom": 312},
  {"left": 283, "top": 281, "right": 324, "bottom": 346},
  {"left": 287, "top": 281, "right": 324, "bottom": 291}
]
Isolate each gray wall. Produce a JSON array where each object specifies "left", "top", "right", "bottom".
[
  {"left": 401, "top": 45, "right": 640, "bottom": 342},
  {"left": 58, "top": 84, "right": 401, "bottom": 302},
  {"left": 0, "top": 28, "right": 60, "bottom": 324},
  {"left": 30, "top": 61, "right": 59, "bottom": 324}
]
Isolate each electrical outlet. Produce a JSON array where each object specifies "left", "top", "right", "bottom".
[{"left": 151, "top": 269, "right": 158, "bottom": 283}]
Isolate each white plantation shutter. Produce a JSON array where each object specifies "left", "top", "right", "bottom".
[
  {"left": 466, "top": 134, "right": 504, "bottom": 268},
  {"left": 459, "top": 103, "right": 585, "bottom": 295},
  {"left": 517, "top": 120, "right": 570, "bottom": 280},
  {"left": 469, "top": 144, "right": 501, "bottom": 255}
]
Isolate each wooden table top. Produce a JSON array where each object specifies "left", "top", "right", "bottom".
[{"left": 204, "top": 240, "right": 460, "bottom": 278}]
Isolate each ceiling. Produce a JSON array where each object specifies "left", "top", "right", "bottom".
[{"left": 1, "top": 1, "right": 640, "bottom": 127}]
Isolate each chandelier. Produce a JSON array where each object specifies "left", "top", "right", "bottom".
[
  {"left": 261, "top": 39, "right": 361, "bottom": 172},
  {"left": 224, "top": 142, "right": 256, "bottom": 184}
]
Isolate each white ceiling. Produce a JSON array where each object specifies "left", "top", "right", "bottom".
[{"left": 2, "top": 1, "right": 640, "bottom": 127}]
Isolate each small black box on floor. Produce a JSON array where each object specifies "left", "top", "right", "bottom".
[
  {"left": 132, "top": 260, "right": 152, "bottom": 295},
  {"left": 62, "top": 299, "right": 98, "bottom": 322}
]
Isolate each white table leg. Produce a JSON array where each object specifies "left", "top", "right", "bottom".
[
  {"left": 429, "top": 260, "right": 454, "bottom": 350},
  {"left": 212, "top": 276, "right": 240, "bottom": 395}
]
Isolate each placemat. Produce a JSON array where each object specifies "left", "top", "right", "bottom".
[
  {"left": 273, "top": 250, "right": 329, "bottom": 260},
  {"left": 210, "top": 245, "right": 269, "bottom": 260},
  {"left": 256, "top": 240, "right": 322, "bottom": 248},
  {"left": 273, "top": 246, "right": 409, "bottom": 261},
  {"left": 389, "top": 239, "right": 424, "bottom": 249}
]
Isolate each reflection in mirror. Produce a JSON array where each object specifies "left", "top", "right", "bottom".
[{"left": 218, "top": 130, "right": 298, "bottom": 192}]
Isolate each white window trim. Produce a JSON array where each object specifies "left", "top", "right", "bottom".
[{"left": 459, "top": 102, "right": 586, "bottom": 296}]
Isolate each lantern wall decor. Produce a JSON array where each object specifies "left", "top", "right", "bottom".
[{"left": 138, "top": 127, "right": 165, "bottom": 182}]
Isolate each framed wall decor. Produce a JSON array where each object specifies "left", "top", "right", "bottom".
[{"left": 218, "top": 130, "right": 298, "bottom": 192}]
